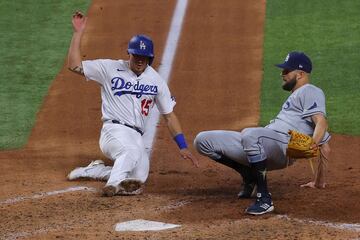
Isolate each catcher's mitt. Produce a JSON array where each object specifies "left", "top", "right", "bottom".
[{"left": 286, "top": 130, "right": 319, "bottom": 159}]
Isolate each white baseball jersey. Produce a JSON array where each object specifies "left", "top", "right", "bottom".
[
  {"left": 82, "top": 59, "right": 175, "bottom": 132},
  {"left": 266, "top": 83, "right": 330, "bottom": 144}
]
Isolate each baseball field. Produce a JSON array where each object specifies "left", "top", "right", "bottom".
[{"left": 0, "top": 0, "right": 359, "bottom": 239}]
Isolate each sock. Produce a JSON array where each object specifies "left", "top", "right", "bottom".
[
  {"left": 216, "top": 156, "right": 255, "bottom": 184},
  {"left": 251, "top": 160, "right": 269, "bottom": 195}
]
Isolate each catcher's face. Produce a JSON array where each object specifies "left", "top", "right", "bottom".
[
  {"left": 129, "top": 54, "right": 149, "bottom": 76},
  {"left": 281, "top": 69, "right": 303, "bottom": 91}
]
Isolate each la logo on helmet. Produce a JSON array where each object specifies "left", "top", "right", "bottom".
[{"left": 140, "top": 41, "right": 146, "bottom": 50}]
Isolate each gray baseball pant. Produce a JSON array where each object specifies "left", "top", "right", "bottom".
[{"left": 193, "top": 128, "right": 294, "bottom": 171}]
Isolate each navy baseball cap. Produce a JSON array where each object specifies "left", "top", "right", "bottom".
[{"left": 275, "top": 51, "right": 312, "bottom": 73}]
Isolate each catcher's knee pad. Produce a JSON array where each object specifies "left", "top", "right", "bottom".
[
  {"left": 193, "top": 132, "right": 209, "bottom": 153},
  {"left": 193, "top": 131, "right": 220, "bottom": 158}
]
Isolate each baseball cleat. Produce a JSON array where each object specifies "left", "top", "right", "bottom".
[
  {"left": 67, "top": 160, "right": 105, "bottom": 180},
  {"left": 102, "top": 185, "right": 117, "bottom": 197},
  {"left": 245, "top": 192, "right": 274, "bottom": 215},
  {"left": 238, "top": 183, "right": 257, "bottom": 199},
  {"left": 117, "top": 178, "right": 143, "bottom": 196},
  {"left": 102, "top": 179, "right": 143, "bottom": 197}
]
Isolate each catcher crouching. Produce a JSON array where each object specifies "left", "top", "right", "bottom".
[{"left": 194, "top": 51, "right": 331, "bottom": 215}]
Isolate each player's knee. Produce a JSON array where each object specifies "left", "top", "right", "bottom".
[
  {"left": 240, "top": 128, "right": 255, "bottom": 146},
  {"left": 113, "top": 147, "right": 142, "bottom": 162},
  {"left": 241, "top": 127, "right": 255, "bottom": 137},
  {"left": 193, "top": 131, "right": 213, "bottom": 155},
  {"left": 128, "top": 147, "right": 143, "bottom": 160},
  {"left": 193, "top": 132, "right": 206, "bottom": 153}
]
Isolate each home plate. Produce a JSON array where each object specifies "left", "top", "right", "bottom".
[{"left": 115, "top": 219, "right": 181, "bottom": 232}]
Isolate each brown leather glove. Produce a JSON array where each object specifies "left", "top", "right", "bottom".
[{"left": 286, "top": 130, "right": 319, "bottom": 158}]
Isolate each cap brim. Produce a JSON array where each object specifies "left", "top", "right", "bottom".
[
  {"left": 128, "top": 49, "right": 154, "bottom": 57},
  {"left": 275, "top": 63, "right": 294, "bottom": 70}
]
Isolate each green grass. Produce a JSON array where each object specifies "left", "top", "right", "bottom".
[
  {"left": 1, "top": 1, "right": 359, "bottom": 151},
  {"left": 261, "top": 0, "right": 360, "bottom": 135},
  {"left": 0, "top": 1, "right": 91, "bottom": 150}
]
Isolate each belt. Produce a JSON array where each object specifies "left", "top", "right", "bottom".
[{"left": 111, "top": 120, "right": 144, "bottom": 135}]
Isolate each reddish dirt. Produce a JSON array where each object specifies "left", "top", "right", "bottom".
[{"left": 1, "top": 0, "right": 359, "bottom": 239}]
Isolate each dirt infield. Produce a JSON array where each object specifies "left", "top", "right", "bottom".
[{"left": 1, "top": 0, "right": 359, "bottom": 239}]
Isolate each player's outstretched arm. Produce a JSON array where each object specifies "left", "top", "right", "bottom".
[
  {"left": 300, "top": 143, "right": 329, "bottom": 189},
  {"left": 310, "top": 114, "right": 328, "bottom": 147},
  {"left": 68, "top": 11, "right": 87, "bottom": 75},
  {"left": 301, "top": 114, "right": 329, "bottom": 189},
  {"left": 162, "top": 112, "right": 199, "bottom": 167}
]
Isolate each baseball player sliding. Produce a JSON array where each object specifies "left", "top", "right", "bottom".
[
  {"left": 67, "top": 11, "right": 199, "bottom": 197},
  {"left": 194, "top": 52, "right": 331, "bottom": 215}
]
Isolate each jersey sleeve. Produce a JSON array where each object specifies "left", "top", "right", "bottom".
[
  {"left": 155, "top": 81, "right": 176, "bottom": 114},
  {"left": 301, "top": 86, "right": 327, "bottom": 118},
  {"left": 82, "top": 59, "right": 110, "bottom": 85}
]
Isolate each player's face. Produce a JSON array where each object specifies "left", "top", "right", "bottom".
[
  {"left": 281, "top": 69, "right": 298, "bottom": 91},
  {"left": 129, "top": 54, "right": 149, "bottom": 76}
]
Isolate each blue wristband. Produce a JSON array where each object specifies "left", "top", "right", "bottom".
[{"left": 174, "top": 133, "right": 188, "bottom": 149}]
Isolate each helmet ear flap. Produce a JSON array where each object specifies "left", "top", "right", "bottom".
[{"left": 127, "top": 35, "right": 155, "bottom": 65}]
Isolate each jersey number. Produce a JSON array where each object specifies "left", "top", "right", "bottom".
[{"left": 141, "top": 99, "right": 153, "bottom": 116}]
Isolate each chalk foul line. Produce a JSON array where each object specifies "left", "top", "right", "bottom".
[
  {"left": 143, "top": 0, "right": 188, "bottom": 155},
  {"left": 0, "top": 186, "right": 96, "bottom": 205},
  {"left": 275, "top": 214, "right": 360, "bottom": 232}
]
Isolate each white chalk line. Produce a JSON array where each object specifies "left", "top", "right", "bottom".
[
  {"left": 143, "top": 0, "right": 188, "bottom": 156},
  {"left": 4, "top": 228, "right": 52, "bottom": 240},
  {"left": 159, "top": 200, "right": 360, "bottom": 233},
  {"left": 161, "top": 199, "right": 192, "bottom": 211},
  {"left": 2, "top": 223, "right": 74, "bottom": 240},
  {"left": 0, "top": 186, "right": 96, "bottom": 205},
  {"left": 1, "top": 186, "right": 96, "bottom": 239},
  {"left": 275, "top": 214, "right": 360, "bottom": 232},
  {"left": 2, "top": 187, "right": 359, "bottom": 236}
]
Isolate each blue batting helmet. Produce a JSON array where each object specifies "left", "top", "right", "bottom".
[{"left": 127, "top": 34, "right": 154, "bottom": 65}]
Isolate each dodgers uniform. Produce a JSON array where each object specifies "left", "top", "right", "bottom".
[{"left": 82, "top": 59, "right": 175, "bottom": 187}]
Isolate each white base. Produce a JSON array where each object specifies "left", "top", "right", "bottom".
[{"left": 115, "top": 219, "right": 181, "bottom": 232}]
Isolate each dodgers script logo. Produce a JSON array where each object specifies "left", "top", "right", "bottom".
[{"left": 111, "top": 77, "right": 158, "bottom": 98}]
